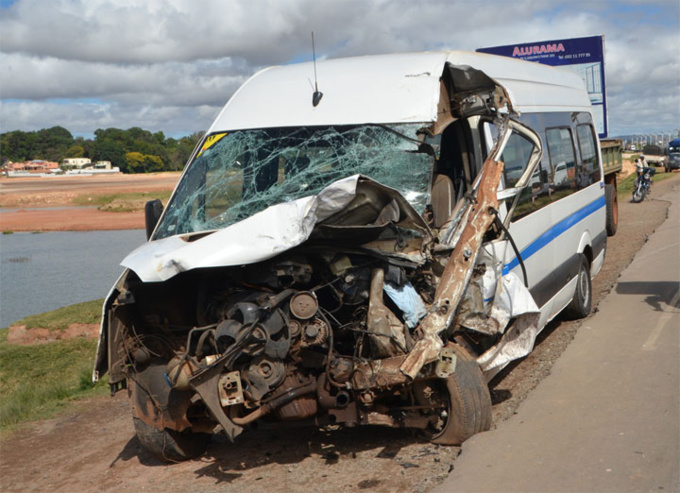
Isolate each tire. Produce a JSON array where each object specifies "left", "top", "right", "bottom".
[
  {"left": 562, "top": 254, "right": 592, "bottom": 320},
  {"left": 133, "top": 417, "right": 210, "bottom": 462},
  {"left": 605, "top": 183, "right": 618, "bottom": 236},
  {"left": 632, "top": 183, "right": 645, "bottom": 203},
  {"left": 418, "top": 344, "right": 492, "bottom": 445},
  {"left": 128, "top": 364, "right": 210, "bottom": 462}
]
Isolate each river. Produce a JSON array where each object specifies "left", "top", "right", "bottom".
[{"left": 0, "top": 229, "right": 146, "bottom": 328}]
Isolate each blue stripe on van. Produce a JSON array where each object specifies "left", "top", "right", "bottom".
[{"left": 502, "top": 195, "right": 606, "bottom": 276}]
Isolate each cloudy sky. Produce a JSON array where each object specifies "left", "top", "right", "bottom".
[{"left": 0, "top": 0, "right": 678, "bottom": 139}]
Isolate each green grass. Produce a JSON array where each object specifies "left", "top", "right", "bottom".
[
  {"left": 0, "top": 299, "right": 107, "bottom": 430},
  {"left": 16, "top": 299, "right": 104, "bottom": 331},
  {"left": 0, "top": 329, "right": 108, "bottom": 430}
]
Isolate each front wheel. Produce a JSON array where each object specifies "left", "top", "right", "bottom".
[
  {"left": 562, "top": 254, "right": 592, "bottom": 320},
  {"left": 632, "top": 182, "right": 645, "bottom": 203},
  {"left": 128, "top": 364, "right": 210, "bottom": 462},
  {"left": 133, "top": 417, "right": 210, "bottom": 462},
  {"left": 416, "top": 344, "right": 492, "bottom": 445}
]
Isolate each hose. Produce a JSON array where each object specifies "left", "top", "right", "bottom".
[
  {"left": 491, "top": 209, "right": 528, "bottom": 288},
  {"left": 230, "top": 379, "right": 317, "bottom": 426}
]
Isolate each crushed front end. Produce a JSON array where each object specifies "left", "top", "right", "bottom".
[{"left": 93, "top": 61, "right": 543, "bottom": 461}]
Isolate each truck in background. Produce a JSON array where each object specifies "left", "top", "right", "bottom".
[
  {"left": 641, "top": 144, "right": 668, "bottom": 168},
  {"left": 600, "top": 138, "right": 622, "bottom": 236},
  {"left": 666, "top": 138, "right": 680, "bottom": 173}
]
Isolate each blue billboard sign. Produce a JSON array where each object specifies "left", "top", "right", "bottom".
[{"left": 478, "top": 35, "right": 608, "bottom": 138}]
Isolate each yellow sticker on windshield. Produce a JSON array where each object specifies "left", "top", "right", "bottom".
[{"left": 198, "top": 132, "right": 227, "bottom": 156}]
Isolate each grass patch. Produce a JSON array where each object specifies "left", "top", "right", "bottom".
[
  {"left": 2, "top": 231, "right": 13, "bottom": 235},
  {"left": 17, "top": 299, "right": 104, "bottom": 331},
  {"left": 0, "top": 328, "right": 108, "bottom": 429},
  {"left": 618, "top": 173, "right": 637, "bottom": 196},
  {"left": 72, "top": 190, "right": 173, "bottom": 212}
]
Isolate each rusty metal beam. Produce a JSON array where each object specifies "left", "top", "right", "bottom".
[{"left": 400, "top": 152, "right": 504, "bottom": 379}]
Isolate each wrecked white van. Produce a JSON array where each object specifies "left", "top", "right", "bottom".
[{"left": 94, "top": 51, "right": 606, "bottom": 461}]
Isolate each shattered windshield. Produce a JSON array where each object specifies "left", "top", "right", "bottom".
[{"left": 155, "top": 124, "right": 434, "bottom": 239}]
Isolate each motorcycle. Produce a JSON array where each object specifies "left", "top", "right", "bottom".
[{"left": 632, "top": 167, "right": 655, "bottom": 203}]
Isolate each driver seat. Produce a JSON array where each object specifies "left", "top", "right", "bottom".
[{"left": 431, "top": 174, "right": 455, "bottom": 228}]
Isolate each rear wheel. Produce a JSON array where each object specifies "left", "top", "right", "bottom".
[
  {"left": 605, "top": 183, "right": 618, "bottom": 236},
  {"left": 417, "top": 344, "right": 491, "bottom": 445},
  {"left": 562, "top": 254, "right": 592, "bottom": 320}
]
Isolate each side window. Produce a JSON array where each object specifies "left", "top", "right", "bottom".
[
  {"left": 545, "top": 127, "right": 577, "bottom": 194},
  {"left": 481, "top": 120, "right": 547, "bottom": 222},
  {"left": 501, "top": 132, "right": 535, "bottom": 188},
  {"left": 576, "top": 124, "right": 601, "bottom": 186},
  {"left": 511, "top": 161, "right": 549, "bottom": 221}
]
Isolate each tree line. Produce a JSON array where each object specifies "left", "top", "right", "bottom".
[{"left": 0, "top": 126, "right": 204, "bottom": 173}]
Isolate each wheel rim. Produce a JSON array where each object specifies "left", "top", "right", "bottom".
[
  {"left": 633, "top": 187, "right": 643, "bottom": 201},
  {"left": 413, "top": 379, "right": 450, "bottom": 439},
  {"left": 579, "top": 266, "right": 589, "bottom": 305}
]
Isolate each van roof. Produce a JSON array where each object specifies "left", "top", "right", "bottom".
[{"left": 208, "top": 51, "right": 591, "bottom": 133}]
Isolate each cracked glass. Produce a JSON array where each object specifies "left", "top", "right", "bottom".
[{"left": 155, "top": 124, "right": 434, "bottom": 239}]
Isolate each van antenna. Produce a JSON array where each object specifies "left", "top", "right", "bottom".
[{"left": 311, "top": 31, "right": 323, "bottom": 107}]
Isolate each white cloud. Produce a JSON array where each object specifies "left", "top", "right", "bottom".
[
  {"left": 1, "top": 54, "right": 249, "bottom": 106},
  {"left": 1, "top": 0, "right": 678, "bottom": 136},
  {"left": 0, "top": 99, "right": 219, "bottom": 137}
]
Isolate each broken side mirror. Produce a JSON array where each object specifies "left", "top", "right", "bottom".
[{"left": 144, "top": 199, "right": 163, "bottom": 241}]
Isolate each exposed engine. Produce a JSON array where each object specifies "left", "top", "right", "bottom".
[{"left": 114, "top": 243, "right": 466, "bottom": 445}]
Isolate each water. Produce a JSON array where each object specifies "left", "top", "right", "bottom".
[{"left": 0, "top": 229, "right": 146, "bottom": 328}]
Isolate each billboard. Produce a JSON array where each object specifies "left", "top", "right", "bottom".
[{"left": 478, "top": 35, "right": 608, "bottom": 138}]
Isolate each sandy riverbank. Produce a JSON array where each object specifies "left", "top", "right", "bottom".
[{"left": 0, "top": 172, "right": 180, "bottom": 232}]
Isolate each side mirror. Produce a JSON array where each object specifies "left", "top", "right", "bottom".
[{"left": 144, "top": 199, "right": 164, "bottom": 241}]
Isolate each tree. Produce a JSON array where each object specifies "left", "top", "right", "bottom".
[
  {"left": 144, "top": 154, "right": 164, "bottom": 172},
  {"left": 165, "top": 131, "right": 203, "bottom": 170},
  {"left": 65, "top": 145, "right": 85, "bottom": 158},
  {"left": 37, "top": 126, "right": 74, "bottom": 161},
  {"left": 125, "top": 152, "right": 164, "bottom": 173},
  {"left": 2, "top": 125, "right": 203, "bottom": 172},
  {"left": 94, "top": 139, "right": 127, "bottom": 171},
  {"left": 125, "top": 151, "right": 145, "bottom": 173},
  {"left": 74, "top": 137, "right": 94, "bottom": 159},
  {"left": 153, "top": 131, "right": 165, "bottom": 145},
  {"left": 1, "top": 130, "right": 39, "bottom": 161}
]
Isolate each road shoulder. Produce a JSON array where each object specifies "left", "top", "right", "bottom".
[{"left": 433, "top": 179, "right": 680, "bottom": 492}]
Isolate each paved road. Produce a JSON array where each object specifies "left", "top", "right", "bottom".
[{"left": 434, "top": 183, "right": 680, "bottom": 493}]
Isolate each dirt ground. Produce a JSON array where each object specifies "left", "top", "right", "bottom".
[
  {"left": 6, "top": 324, "right": 100, "bottom": 346},
  {"left": 0, "top": 173, "right": 180, "bottom": 232},
  {"left": 0, "top": 172, "right": 677, "bottom": 493}
]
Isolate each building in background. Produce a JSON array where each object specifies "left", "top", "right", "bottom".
[
  {"left": 61, "top": 157, "right": 92, "bottom": 168},
  {"left": 3, "top": 160, "right": 59, "bottom": 174}
]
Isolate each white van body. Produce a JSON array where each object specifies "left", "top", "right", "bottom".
[{"left": 95, "top": 51, "right": 606, "bottom": 460}]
